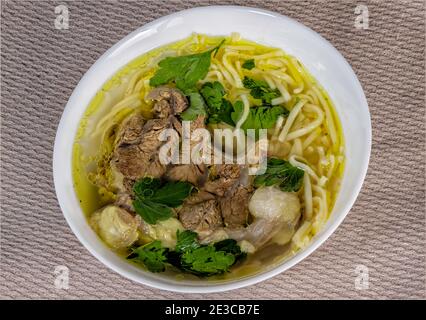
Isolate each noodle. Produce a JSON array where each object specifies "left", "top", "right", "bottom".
[
  {"left": 285, "top": 104, "right": 324, "bottom": 141},
  {"left": 222, "top": 52, "right": 243, "bottom": 88},
  {"left": 278, "top": 99, "right": 307, "bottom": 142},
  {"left": 303, "top": 173, "right": 313, "bottom": 220},
  {"left": 235, "top": 94, "right": 250, "bottom": 129}
]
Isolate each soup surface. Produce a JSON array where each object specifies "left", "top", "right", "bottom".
[{"left": 73, "top": 33, "right": 344, "bottom": 280}]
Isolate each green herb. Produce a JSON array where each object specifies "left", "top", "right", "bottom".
[
  {"left": 133, "top": 199, "right": 172, "bottom": 225},
  {"left": 150, "top": 181, "right": 194, "bottom": 207},
  {"left": 214, "top": 239, "right": 246, "bottom": 261},
  {"left": 242, "top": 59, "right": 255, "bottom": 70},
  {"left": 173, "top": 231, "right": 243, "bottom": 276},
  {"left": 180, "top": 91, "right": 208, "bottom": 121},
  {"left": 254, "top": 158, "right": 304, "bottom": 192},
  {"left": 200, "top": 81, "right": 225, "bottom": 108},
  {"left": 200, "top": 81, "right": 234, "bottom": 125},
  {"left": 175, "top": 230, "right": 200, "bottom": 253},
  {"left": 130, "top": 241, "right": 168, "bottom": 273},
  {"left": 180, "top": 246, "right": 235, "bottom": 276},
  {"left": 231, "top": 101, "right": 287, "bottom": 132},
  {"left": 133, "top": 177, "right": 162, "bottom": 198},
  {"left": 242, "top": 76, "right": 281, "bottom": 104},
  {"left": 132, "top": 230, "right": 245, "bottom": 277},
  {"left": 149, "top": 40, "right": 225, "bottom": 91},
  {"left": 213, "top": 99, "right": 235, "bottom": 125},
  {"left": 132, "top": 178, "right": 193, "bottom": 224}
]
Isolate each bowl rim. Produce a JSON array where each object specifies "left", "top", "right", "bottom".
[{"left": 53, "top": 5, "right": 371, "bottom": 293}]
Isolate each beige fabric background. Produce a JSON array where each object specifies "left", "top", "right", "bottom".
[{"left": 0, "top": 0, "right": 425, "bottom": 299}]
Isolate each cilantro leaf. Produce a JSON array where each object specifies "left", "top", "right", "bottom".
[
  {"left": 180, "top": 91, "right": 208, "bottom": 121},
  {"left": 150, "top": 40, "right": 224, "bottom": 91},
  {"left": 242, "top": 76, "right": 268, "bottom": 90},
  {"left": 132, "top": 178, "right": 193, "bottom": 224},
  {"left": 175, "top": 230, "right": 200, "bottom": 253},
  {"left": 214, "top": 239, "right": 246, "bottom": 260},
  {"left": 254, "top": 158, "right": 304, "bottom": 192},
  {"left": 231, "top": 102, "right": 287, "bottom": 131},
  {"left": 213, "top": 99, "right": 235, "bottom": 125},
  {"left": 200, "top": 81, "right": 234, "bottom": 125},
  {"left": 200, "top": 81, "right": 225, "bottom": 108},
  {"left": 131, "top": 241, "right": 168, "bottom": 273},
  {"left": 242, "top": 59, "right": 255, "bottom": 70},
  {"left": 173, "top": 232, "right": 240, "bottom": 276},
  {"left": 180, "top": 246, "right": 235, "bottom": 276},
  {"left": 131, "top": 231, "right": 245, "bottom": 277},
  {"left": 242, "top": 76, "right": 281, "bottom": 104}
]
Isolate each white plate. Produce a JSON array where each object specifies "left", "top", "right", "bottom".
[{"left": 53, "top": 5, "right": 371, "bottom": 293}]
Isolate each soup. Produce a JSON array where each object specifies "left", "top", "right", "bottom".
[{"left": 72, "top": 33, "right": 344, "bottom": 280}]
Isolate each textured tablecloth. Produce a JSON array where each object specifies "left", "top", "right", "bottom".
[{"left": 1, "top": 0, "right": 425, "bottom": 299}]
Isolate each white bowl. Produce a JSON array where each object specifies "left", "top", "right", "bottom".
[{"left": 53, "top": 5, "right": 371, "bottom": 293}]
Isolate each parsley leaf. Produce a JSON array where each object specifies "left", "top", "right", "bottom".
[
  {"left": 254, "top": 158, "right": 305, "bottom": 192},
  {"left": 242, "top": 59, "right": 255, "bottom": 70},
  {"left": 242, "top": 76, "right": 281, "bottom": 104},
  {"left": 130, "top": 241, "right": 168, "bottom": 273},
  {"left": 200, "top": 81, "right": 234, "bottom": 125},
  {"left": 180, "top": 246, "right": 235, "bottom": 276},
  {"left": 214, "top": 239, "right": 246, "bottom": 261},
  {"left": 180, "top": 91, "right": 208, "bottom": 121},
  {"left": 150, "top": 40, "right": 224, "bottom": 91},
  {"left": 174, "top": 231, "right": 239, "bottom": 276},
  {"left": 175, "top": 230, "right": 200, "bottom": 253},
  {"left": 231, "top": 102, "right": 287, "bottom": 131},
  {"left": 200, "top": 81, "right": 225, "bottom": 108},
  {"left": 132, "top": 230, "right": 245, "bottom": 277},
  {"left": 132, "top": 178, "right": 193, "bottom": 224}
]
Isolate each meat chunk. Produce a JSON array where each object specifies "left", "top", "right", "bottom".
[
  {"left": 166, "top": 115, "right": 208, "bottom": 186},
  {"left": 184, "top": 190, "right": 216, "bottom": 205},
  {"left": 147, "top": 86, "right": 188, "bottom": 118},
  {"left": 179, "top": 199, "right": 223, "bottom": 234},
  {"left": 114, "top": 112, "right": 145, "bottom": 146},
  {"left": 219, "top": 185, "right": 252, "bottom": 228},
  {"left": 115, "top": 192, "right": 134, "bottom": 212},
  {"left": 203, "top": 164, "right": 241, "bottom": 196},
  {"left": 166, "top": 164, "right": 207, "bottom": 186},
  {"left": 171, "top": 114, "right": 206, "bottom": 137},
  {"left": 112, "top": 116, "right": 171, "bottom": 181}
]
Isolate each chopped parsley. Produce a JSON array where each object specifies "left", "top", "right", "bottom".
[
  {"left": 200, "top": 81, "right": 234, "bottom": 125},
  {"left": 254, "top": 158, "right": 304, "bottom": 192},
  {"left": 231, "top": 102, "right": 288, "bottom": 132},
  {"left": 242, "top": 76, "right": 281, "bottom": 104},
  {"left": 130, "top": 240, "right": 168, "bottom": 273},
  {"left": 130, "top": 230, "right": 245, "bottom": 277},
  {"left": 242, "top": 59, "right": 255, "bottom": 70}
]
